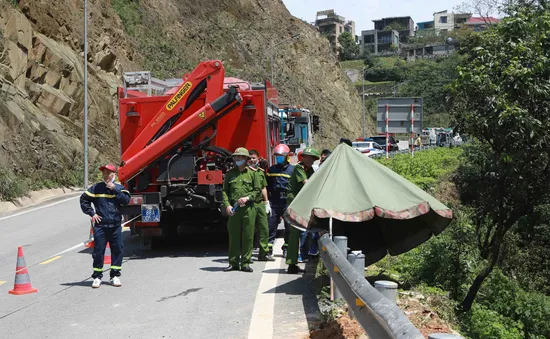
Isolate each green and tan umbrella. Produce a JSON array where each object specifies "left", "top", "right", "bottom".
[{"left": 284, "top": 143, "right": 453, "bottom": 266}]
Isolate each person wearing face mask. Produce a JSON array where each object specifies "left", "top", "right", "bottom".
[
  {"left": 80, "top": 164, "right": 131, "bottom": 288},
  {"left": 286, "top": 147, "right": 320, "bottom": 274},
  {"left": 221, "top": 147, "right": 263, "bottom": 272},
  {"left": 266, "top": 144, "right": 295, "bottom": 258},
  {"left": 248, "top": 150, "right": 274, "bottom": 262}
]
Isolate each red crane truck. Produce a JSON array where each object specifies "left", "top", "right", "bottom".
[{"left": 116, "top": 60, "right": 283, "bottom": 249}]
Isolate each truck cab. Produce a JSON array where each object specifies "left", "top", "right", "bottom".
[{"left": 279, "top": 106, "right": 320, "bottom": 154}]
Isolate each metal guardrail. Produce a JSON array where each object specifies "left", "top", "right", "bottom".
[{"left": 319, "top": 234, "right": 425, "bottom": 339}]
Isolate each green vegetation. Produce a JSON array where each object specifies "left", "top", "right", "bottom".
[
  {"left": 375, "top": 147, "right": 462, "bottom": 191},
  {"left": 450, "top": 2, "right": 550, "bottom": 312},
  {"left": 337, "top": 32, "right": 360, "bottom": 61},
  {"left": 370, "top": 146, "right": 550, "bottom": 338},
  {"left": 0, "top": 166, "right": 84, "bottom": 202}
]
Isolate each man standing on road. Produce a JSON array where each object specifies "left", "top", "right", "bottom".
[
  {"left": 80, "top": 164, "right": 130, "bottom": 288},
  {"left": 266, "top": 144, "right": 295, "bottom": 258},
  {"left": 222, "top": 148, "right": 262, "bottom": 272},
  {"left": 286, "top": 147, "right": 320, "bottom": 274},
  {"left": 248, "top": 150, "right": 274, "bottom": 262}
]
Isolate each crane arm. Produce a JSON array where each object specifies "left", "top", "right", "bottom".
[
  {"left": 118, "top": 86, "right": 243, "bottom": 183},
  {"left": 121, "top": 60, "right": 226, "bottom": 162}
]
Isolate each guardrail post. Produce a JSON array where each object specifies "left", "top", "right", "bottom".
[
  {"left": 332, "top": 236, "right": 348, "bottom": 301},
  {"left": 319, "top": 234, "right": 424, "bottom": 338},
  {"left": 347, "top": 250, "right": 365, "bottom": 319},
  {"left": 374, "top": 280, "right": 398, "bottom": 304}
]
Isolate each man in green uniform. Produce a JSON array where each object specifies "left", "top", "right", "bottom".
[
  {"left": 222, "top": 147, "right": 262, "bottom": 273},
  {"left": 286, "top": 147, "right": 320, "bottom": 274},
  {"left": 248, "top": 150, "right": 274, "bottom": 262}
]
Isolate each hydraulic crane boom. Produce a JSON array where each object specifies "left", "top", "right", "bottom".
[
  {"left": 117, "top": 60, "right": 245, "bottom": 183},
  {"left": 118, "top": 87, "right": 243, "bottom": 183},
  {"left": 120, "top": 60, "right": 226, "bottom": 166}
]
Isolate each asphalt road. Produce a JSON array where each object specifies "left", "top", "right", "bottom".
[{"left": 0, "top": 195, "right": 318, "bottom": 339}]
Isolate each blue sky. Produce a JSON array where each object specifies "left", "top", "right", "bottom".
[{"left": 281, "top": 0, "right": 465, "bottom": 33}]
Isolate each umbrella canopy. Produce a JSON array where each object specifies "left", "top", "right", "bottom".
[{"left": 283, "top": 143, "right": 453, "bottom": 266}]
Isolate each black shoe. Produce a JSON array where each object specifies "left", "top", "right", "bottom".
[
  {"left": 287, "top": 264, "right": 306, "bottom": 274},
  {"left": 224, "top": 265, "right": 239, "bottom": 272},
  {"left": 241, "top": 266, "right": 253, "bottom": 273}
]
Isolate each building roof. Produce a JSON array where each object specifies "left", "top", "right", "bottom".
[
  {"left": 417, "top": 20, "right": 434, "bottom": 24},
  {"left": 466, "top": 17, "right": 500, "bottom": 24},
  {"left": 372, "top": 16, "right": 412, "bottom": 22}
]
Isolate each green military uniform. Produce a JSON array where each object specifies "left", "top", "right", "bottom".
[
  {"left": 253, "top": 168, "right": 271, "bottom": 259},
  {"left": 222, "top": 148, "right": 262, "bottom": 271},
  {"left": 286, "top": 147, "right": 320, "bottom": 268}
]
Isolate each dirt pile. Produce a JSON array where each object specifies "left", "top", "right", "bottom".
[
  {"left": 309, "top": 294, "right": 459, "bottom": 339},
  {"left": 0, "top": 0, "right": 372, "bottom": 200}
]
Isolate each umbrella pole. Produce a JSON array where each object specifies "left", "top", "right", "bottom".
[{"left": 329, "top": 216, "right": 334, "bottom": 301}]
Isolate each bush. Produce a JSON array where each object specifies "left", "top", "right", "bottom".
[
  {"left": 460, "top": 304, "right": 524, "bottom": 339},
  {"left": 376, "top": 147, "right": 462, "bottom": 191},
  {"left": 0, "top": 169, "right": 27, "bottom": 201}
]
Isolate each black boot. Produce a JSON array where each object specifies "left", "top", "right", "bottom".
[
  {"left": 241, "top": 266, "right": 253, "bottom": 273},
  {"left": 287, "top": 264, "right": 306, "bottom": 274}
]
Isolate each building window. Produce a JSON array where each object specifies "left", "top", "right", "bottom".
[
  {"left": 340, "top": 26, "right": 343, "bottom": 33},
  {"left": 440, "top": 16, "right": 447, "bottom": 23}
]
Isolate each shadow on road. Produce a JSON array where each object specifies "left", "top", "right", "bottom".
[
  {"left": 264, "top": 259, "right": 322, "bottom": 332},
  {"left": 199, "top": 266, "right": 228, "bottom": 272},
  {"left": 77, "top": 232, "right": 230, "bottom": 262}
]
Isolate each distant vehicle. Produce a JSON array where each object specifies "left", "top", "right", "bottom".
[
  {"left": 352, "top": 141, "right": 385, "bottom": 157},
  {"left": 368, "top": 135, "right": 399, "bottom": 152}
]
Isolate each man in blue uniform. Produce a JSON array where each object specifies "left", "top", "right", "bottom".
[
  {"left": 266, "top": 144, "right": 295, "bottom": 258},
  {"left": 80, "top": 164, "right": 131, "bottom": 288}
]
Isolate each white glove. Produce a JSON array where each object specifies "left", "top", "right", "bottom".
[{"left": 265, "top": 201, "right": 271, "bottom": 216}]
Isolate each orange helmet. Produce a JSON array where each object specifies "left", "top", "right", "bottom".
[{"left": 273, "top": 144, "right": 290, "bottom": 155}]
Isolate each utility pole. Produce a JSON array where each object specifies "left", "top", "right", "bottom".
[
  {"left": 362, "top": 67, "right": 365, "bottom": 138},
  {"left": 265, "top": 33, "right": 301, "bottom": 85},
  {"left": 83, "top": 0, "right": 89, "bottom": 189}
]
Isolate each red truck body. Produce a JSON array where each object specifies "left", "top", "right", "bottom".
[{"left": 116, "top": 60, "right": 281, "bottom": 242}]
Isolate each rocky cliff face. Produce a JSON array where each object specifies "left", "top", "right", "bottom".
[{"left": 0, "top": 0, "right": 373, "bottom": 200}]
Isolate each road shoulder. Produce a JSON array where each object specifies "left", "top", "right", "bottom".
[{"left": 0, "top": 187, "right": 82, "bottom": 216}]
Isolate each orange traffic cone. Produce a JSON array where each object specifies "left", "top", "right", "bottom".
[
  {"left": 85, "top": 224, "right": 94, "bottom": 248},
  {"left": 9, "top": 246, "right": 38, "bottom": 295},
  {"left": 104, "top": 242, "right": 111, "bottom": 265}
]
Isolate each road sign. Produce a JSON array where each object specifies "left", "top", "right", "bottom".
[{"left": 376, "top": 98, "right": 423, "bottom": 134}]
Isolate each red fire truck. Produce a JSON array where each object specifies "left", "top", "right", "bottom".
[{"left": 116, "top": 60, "right": 284, "bottom": 248}]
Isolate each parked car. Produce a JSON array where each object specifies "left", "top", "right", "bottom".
[
  {"left": 368, "top": 135, "right": 399, "bottom": 152},
  {"left": 352, "top": 141, "right": 385, "bottom": 157}
]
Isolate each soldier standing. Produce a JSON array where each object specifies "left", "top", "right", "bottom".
[
  {"left": 222, "top": 147, "right": 262, "bottom": 272},
  {"left": 266, "top": 144, "right": 295, "bottom": 258},
  {"left": 248, "top": 150, "right": 274, "bottom": 261},
  {"left": 286, "top": 147, "right": 320, "bottom": 274}
]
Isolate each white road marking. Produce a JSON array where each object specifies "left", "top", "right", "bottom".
[
  {"left": 247, "top": 238, "right": 284, "bottom": 339},
  {"left": 0, "top": 195, "right": 81, "bottom": 222}
]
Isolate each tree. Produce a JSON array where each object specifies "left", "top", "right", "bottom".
[
  {"left": 337, "top": 32, "right": 360, "bottom": 61},
  {"left": 398, "top": 55, "right": 462, "bottom": 122},
  {"left": 450, "top": 1, "right": 550, "bottom": 311}
]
